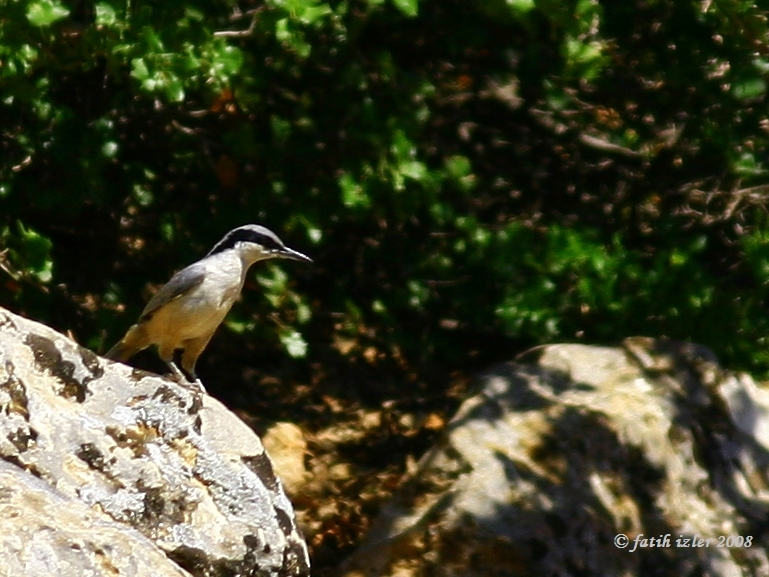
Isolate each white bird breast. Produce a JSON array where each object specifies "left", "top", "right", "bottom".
[{"left": 167, "top": 253, "right": 247, "bottom": 340}]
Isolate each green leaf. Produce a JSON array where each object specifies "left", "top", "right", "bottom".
[
  {"left": 257, "top": 266, "right": 289, "bottom": 307},
  {"left": 299, "top": 4, "right": 332, "bottom": 24},
  {"left": 735, "top": 152, "right": 768, "bottom": 176},
  {"left": 130, "top": 58, "right": 150, "bottom": 81},
  {"left": 392, "top": 0, "right": 418, "bottom": 17},
  {"left": 445, "top": 155, "right": 476, "bottom": 191},
  {"left": 445, "top": 155, "right": 471, "bottom": 179},
  {"left": 296, "top": 299, "right": 312, "bottom": 324},
  {"left": 400, "top": 160, "right": 428, "bottom": 181},
  {"left": 733, "top": 77, "right": 767, "bottom": 100},
  {"left": 140, "top": 26, "right": 165, "bottom": 52},
  {"left": 224, "top": 317, "right": 256, "bottom": 335},
  {"left": 26, "top": 0, "right": 70, "bottom": 27},
  {"left": 270, "top": 115, "right": 292, "bottom": 142},
  {"left": 132, "top": 184, "right": 154, "bottom": 207},
  {"left": 184, "top": 7, "right": 204, "bottom": 21},
  {"left": 16, "top": 223, "right": 53, "bottom": 283},
  {"left": 102, "top": 141, "right": 119, "bottom": 158},
  {"left": 391, "top": 130, "right": 415, "bottom": 160},
  {"left": 564, "top": 37, "right": 607, "bottom": 81},
  {"left": 275, "top": 18, "right": 312, "bottom": 58},
  {"left": 95, "top": 2, "right": 117, "bottom": 26},
  {"left": 212, "top": 44, "right": 244, "bottom": 76},
  {"left": 280, "top": 329, "right": 308, "bottom": 357},
  {"left": 164, "top": 76, "right": 185, "bottom": 103},
  {"left": 339, "top": 173, "right": 370, "bottom": 208},
  {"left": 508, "top": 0, "right": 535, "bottom": 13}
]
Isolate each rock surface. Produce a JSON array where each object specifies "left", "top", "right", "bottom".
[
  {"left": 0, "top": 306, "right": 310, "bottom": 577},
  {"left": 341, "top": 339, "right": 769, "bottom": 577},
  {"left": 0, "top": 459, "right": 191, "bottom": 577},
  {"left": 262, "top": 422, "right": 309, "bottom": 498}
]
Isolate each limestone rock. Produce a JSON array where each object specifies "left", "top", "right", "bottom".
[
  {"left": 0, "top": 306, "right": 310, "bottom": 577},
  {"left": 342, "top": 339, "right": 769, "bottom": 577},
  {"left": 0, "top": 459, "right": 191, "bottom": 577},
  {"left": 262, "top": 422, "right": 309, "bottom": 497}
]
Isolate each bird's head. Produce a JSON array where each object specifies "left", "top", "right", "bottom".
[{"left": 207, "top": 224, "right": 313, "bottom": 265}]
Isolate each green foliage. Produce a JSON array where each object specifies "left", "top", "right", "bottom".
[
  {"left": 492, "top": 226, "right": 717, "bottom": 342},
  {"left": 392, "top": 0, "right": 418, "bottom": 17},
  {"left": 1, "top": 222, "right": 53, "bottom": 284},
  {"left": 2, "top": 0, "right": 769, "bottom": 380},
  {"left": 26, "top": 0, "right": 70, "bottom": 27}
]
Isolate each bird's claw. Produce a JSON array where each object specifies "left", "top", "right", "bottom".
[
  {"left": 164, "top": 369, "right": 207, "bottom": 394},
  {"left": 186, "top": 377, "right": 207, "bottom": 394}
]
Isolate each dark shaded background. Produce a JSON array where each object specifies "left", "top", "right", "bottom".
[{"left": 2, "top": 0, "right": 769, "bottom": 570}]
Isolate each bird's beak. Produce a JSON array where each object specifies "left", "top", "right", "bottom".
[{"left": 278, "top": 247, "right": 313, "bottom": 263}]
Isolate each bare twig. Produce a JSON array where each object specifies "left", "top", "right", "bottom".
[
  {"left": 531, "top": 108, "right": 643, "bottom": 158},
  {"left": 0, "top": 249, "right": 19, "bottom": 280},
  {"left": 214, "top": 25, "right": 255, "bottom": 38},
  {"left": 11, "top": 156, "right": 32, "bottom": 172},
  {"left": 577, "top": 133, "right": 643, "bottom": 158},
  {"left": 214, "top": 7, "right": 262, "bottom": 37}
]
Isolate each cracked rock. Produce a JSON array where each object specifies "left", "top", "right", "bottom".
[
  {"left": 342, "top": 339, "right": 769, "bottom": 577},
  {"left": 0, "top": 306, "right": 309, "bottom": 577}
]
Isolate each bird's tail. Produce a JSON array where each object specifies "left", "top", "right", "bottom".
[{"left": 105, "top": 324, "right": 148, "bottom": 362}]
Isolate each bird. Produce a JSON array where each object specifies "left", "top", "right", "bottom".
[{"left": 106, "top": 224, "right": 312, "bottom": 389}]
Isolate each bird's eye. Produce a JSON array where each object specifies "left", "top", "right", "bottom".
[{"left": 262, "top": 239, "right": 283, "bottom": 252}]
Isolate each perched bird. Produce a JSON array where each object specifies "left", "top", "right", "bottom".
[{"left": 106, "top": 224, "right": 311, "bottom": 388}]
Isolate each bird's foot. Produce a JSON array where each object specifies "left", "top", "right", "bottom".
[
  {"left": 164, "top": 370, "right": 207, "bottom": 394},
  {"left": 184, "top": 377, "right": 207, "bottom": 394}
]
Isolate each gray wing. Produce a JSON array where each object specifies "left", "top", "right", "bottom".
[{"left": 138, "top": 262, "right": 207, "bottom": 321}]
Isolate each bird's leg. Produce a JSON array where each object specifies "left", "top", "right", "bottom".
[
  {"left": 166, "top": 360, "right": 207, "bottom": 393},
  {"left": 182, "top": 367, "right": 207, "bottom": 394},
  {"left": 166, "top": 358, "right": 189, "bottom": 382},
  {"left": 167, "top": 349, "right": 207, "bottom": 393},
  {"left": 179, "top": 336, "right": 214, "bottom": 393}
]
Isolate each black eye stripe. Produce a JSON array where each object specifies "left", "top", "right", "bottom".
[
  {"left": 207, "top": 227, "right": 284, "bottom": 256},
  {"left": 256, "top": 235, "right": 282, "bottom": 251}
]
